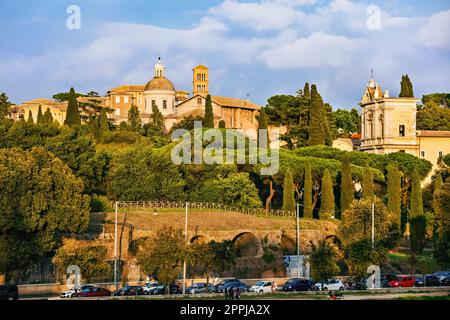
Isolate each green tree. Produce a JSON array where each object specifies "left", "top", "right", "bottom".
[
  {"left": 0, "top": 92, "right": 12, "bottom": 119},
  {"left": 137, "top": 227, "right": 189, "bottom": 288},
  {"left": 303, "top": 160, "right": 313, "bottom": 218},
  {"left": 340, "top": 156, "right": 354, "bottom": 215},
  {"left": 53, "top": 91, "right": 85, "bottom": 102},
  {"left": 43, "top": 108, "right": 54, "bottom": 125},
  {"left": 387, "top": 163, "right": 402, "bottom": 227},
  {"left": 399, "top": 74, "right": 414, "bottom": 98},
  {"left": 257, "top": 108, "right": 269, "bottom": 148},
  {"left": 64, "top": 87, "right": 81, "bottom": 127},
  {"left": 27, "top": 111, "right": 34, "bottom": 124},
  {"left": 128, "top": 105, "right": 141, "bottom": 132},
  {"left": 320, "top": 169, "right": 335, "bottom": 219},
  {"left": 433, "top": 178, "right": 450, "bottom": 264},
  {"left": 150, "top": 104, "right": 165, "bottom": 133},
  {"left": 410, "top": 166, "right": 425, "bottom": 254},
  {"left": 204, "top": 94, "right": 214, "bottom": 128},
  {"left": 52, "top": 239, "right": 111, "bottom": 282},
  {"left": 0, "top": 147, "right": 90, "bottom": 281},
  {"left": 303, "top": 82, "right": 310, "bottom": 99},
  {"left": 307, "top": 85, "right": 328, "bottom": 146},
  {"left": 334, "top": 108, "right": 361, "bottom": 134},
  {"left": 309, "top": 240, "right": 340, "bottom": 289},
  {"left": 98, "top": 109, "right": 110, "bottom": 142},
  {"left": 37, "top": 105, "right": 44, "bottom": 124},
  {"left": 362, "top": 163, "right": 374, "bottom": 199},
  {"left": 282, "top": 167, "right": 296, "bottom": 212}
]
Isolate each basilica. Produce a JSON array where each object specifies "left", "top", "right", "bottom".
[{"left": 107, "top": 58, "right": 261, "bottom": 132}]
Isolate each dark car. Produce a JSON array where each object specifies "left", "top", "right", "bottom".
[
  {"left": 441, "top": 276, "right": 450, "bottom": 286},
  {"left": 346, "top": 278, "right": 367, "bottom": 290},
  {"left": 415, "top": 275, "right": 440, "bottom": 287},
  {"left": 216, "top": 280, "right": 248, "bottom": 293},
  {"left": 381, "top": 274, "right": 397, "bottom": 288},
  {"left": 186, "top": 283, "right": 216, "bottom": 294},
  {"left": 214, "top": 279, "right": 238, "bottom": 292},
  {"left": 113, "top": 285, "right": 144, "bottom": 296},
  {"left": 77, "top": 286, "right": 111, "bottom": 297},
  {"left": 282, "top": 278, "right": 315, "bottom": 292},
  {"left": 0, "top": 285, "right": 19, "bottom": 300},
  {"left": 151, "top": 284, "right": 182, "bottom": 295}
]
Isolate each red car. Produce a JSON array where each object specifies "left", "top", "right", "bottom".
[
  {"left": 388, "top": 275, "right": 415, "bottom": 288},
  {"left": 77, "top": 286, "right": 111, "bottom": 297}
]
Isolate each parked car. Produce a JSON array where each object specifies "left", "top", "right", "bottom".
[
  {"left": 415, "top": 275, "right": 440, "bottom": 287},
  {"left": 60, "top": 285, "right": 97, "bottom": 298},
  {"left": 113, "top": 285, "right": 144, "bottom": 296},
  {"left": 282, "top": 278, "right": 315, "bottom": 292},
  {"left": 216, "top": 280, "right": 248, "bottom": 293},
  {"left": 314, "top": 279, "right": 345, "bottom": 291},
  {"left": 250, "top": 281, "right": 276, "bottom": 293},
  {"left": 432, "top": 271, "right": 450, "bottom": 284},
  {"left": 77, "top": 286, "right": 111, "bottom": 297},
  {"left": 214, "top": 279, "right": 239, "bottom": 292},
  {"left": 142, "top": 282, "right": 159, "bottom": 295},
  {"left": 388, "top": 275, "right": 415, "bottom": 288},
  {"left": 0, "top": 285, "right": 19, "bottom": 300},
  {"left": 345, "top": 278, "right": 367, "bottom": 290},
  {"left": 441, "top": 276, "right": 450, "bottom": 286},
  {"left": 186, "top": 283, "right": 215, "bottom": 294},
  {"left": 381, "top": 274, "right": 397, "bottom": 288},
  {"left": 150, "top": 284, "right": 182, "bottom": 295}
]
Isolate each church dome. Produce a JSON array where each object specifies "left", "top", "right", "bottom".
[{"left": 144, "top": 77, "right": 175, "bottom": 92}]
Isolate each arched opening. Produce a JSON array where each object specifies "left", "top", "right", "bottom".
[
  {"left": 280, "top": 235, "right": 296, "bottom": 255},
  {"left": 190, "top": 235, "right": 206, "bottom": 245},
  {"left": 233, "top": 232, "right": 260, "bottom": 257}
]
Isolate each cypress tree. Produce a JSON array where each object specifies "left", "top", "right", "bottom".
[
  {"left": 406, "top": 74, "right": 414, "bottom": 97},
  {"left": 433, "top": 173, "right": 444, "bottom": 240},
  {"left": 387, "top": 163, "right": 402, "bottom": 227},
  {"left": 320, "top": 169, "right": 335, "bottom": 219},
  {"left": 128, "top": 105, "right": 141, "bottom": 132},
  {"left": 340, "top": 156, "right": 353, "bottom": 215},
  {"left": 64, "top": 87, "right": 81, "bottom": 126},
  {"left": 362, "top": 163, "right": 374, "bottom": 199},
  {"left": 27, "top": 111, "right": 34, "bottom": 124},
  {"left": 43, "top": 108, "right": 53, "bottom": 125},
  {"left": 218, "top": 120, "right": 226, "bottom": 128},
  {"left": 37, "top": 105, "right": 43, "bottom": 124},
  {"left": 303, "top": 160, "right": 313, "bottom": 218},
  {"left": 150, "top": 104, "right": 164, "bottom": 133},
  {"left": 303, "top": 82, "right": 310, "bottom": 99},
  {"left": 283, "top": 167, "right": 296, "bottom": 212},
  {"left": 258, "top": 108, "right": 269, "bottom": 148},
  {"left": 204, "top": 94, "right": 214, "bottom": 128},
  {"left": 410, "top": 166, "right": 424, "bottom": 218},
  {"left": 98, "top": 109, "right": 110, "bottom": 141},
  {"left": 307, "top": 84, "right": 327, "bottom": 146},
  {"left": 399, "top": 74, "right": 414, "bottom": 98}
]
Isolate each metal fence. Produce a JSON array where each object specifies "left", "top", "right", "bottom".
[{"left": 115, "top": 201, "right": 296, "bottom": 217}]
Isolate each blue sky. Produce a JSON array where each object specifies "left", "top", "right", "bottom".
[{"left": 1, "top": 0, "right": 449, "bottom": 108}]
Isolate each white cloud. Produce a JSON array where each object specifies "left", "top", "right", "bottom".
[
  {"left": 419, "top": 9, "right": 450, "bottom": 50},
  {"left": 260, "top": 32, "right": 359, "bottom": 69}
]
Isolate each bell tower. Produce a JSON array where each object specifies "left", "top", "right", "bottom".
[{"left": 193, "top": 65, "right": 209, "bottom": 95}]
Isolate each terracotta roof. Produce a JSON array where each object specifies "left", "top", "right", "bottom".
[
  {"left": 211, "top": 95, "right": 260, "bottom": 110},
  {"left": 417, "top": 130, "right": 450, "bottom": 137},
  {"left": 110, "top": 85, "right": 145, "bottom": 92},
  {"left": 22, "top": 98, "right": 60, "bottom": 106},
  {"left": 20, "top": 99, "right": 67, "bottom": 111}
]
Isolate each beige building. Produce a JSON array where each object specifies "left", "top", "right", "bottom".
[
  {"left": 360, "top": 77, "right": 450, "bottom": 180},
  {"left": 19, "top": 98, "right": 67, "bottom": 124},
  {"left": 107, "top": 58, "right": 261, "bottom": 132}
]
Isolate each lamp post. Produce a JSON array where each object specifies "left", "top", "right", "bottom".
[
  {"left": 114, "top": 201, "right": 118, "bottom": 290},
  {"left": 296, "top": 203, "right": 300, "bottom": 278},
  {"left": 182, "top": 202, "right": 188, "bottom": 294}
]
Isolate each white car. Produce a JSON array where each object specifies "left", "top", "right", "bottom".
[
  {"left": 314, "top": 279, "right": 345, "bottom": 291},
  {"left": 60, "top": 285, "right": 96, "bottom": 298},
  {"left": 142, "top": 282, "right": 159, "bottom": 295},
  {"left": 249, "top": 281, "right": 276, "bottom": 293}
]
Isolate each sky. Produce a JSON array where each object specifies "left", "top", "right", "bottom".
[{"left": 0, "top": 0, "right": 449, "bottom": 109}]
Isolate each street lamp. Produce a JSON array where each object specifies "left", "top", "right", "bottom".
[
  {"left": 296, "top": 203, "right": 300, "bottom": 278},
  {"left": 182, "top": 202, "right": 188, "bottom": 295}
]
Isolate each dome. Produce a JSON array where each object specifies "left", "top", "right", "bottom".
[{"left": 144, "top": 77, "right": 175, "bottom": 92}]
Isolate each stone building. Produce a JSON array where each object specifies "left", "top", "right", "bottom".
[{"left": 360, "top": 76, "right": 450, "bottom": 179}]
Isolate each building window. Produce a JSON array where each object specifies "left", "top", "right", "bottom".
[
  {"left": 197, "top": 98, "right": 202, "bottom": 105},
  {"left": 163, "top": 100, "right": 167, "bottom": 109},
  {"left": 399, "top": 150, "right": 406, "bottom": 153},
  {"left": 115, "top": 96, "right": 120, "bottom": 104},
  {"left": 152, "top": 100, "right": 156, "bottom": 107},
  {"left": 399, "top": 125, "right": 405, "bottom": 137},
  {"left": 421, "top": 151, "right": 426, "bottom": 157},
  {"left": 124, "top": 96, "right": 129, "bottom": 104},
  {"left": 439, "top": 151, "right": 443, "bottom": 158}
]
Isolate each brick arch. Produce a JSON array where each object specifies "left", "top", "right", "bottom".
[{"left": 232, "top": 232, "right": 261, "bottom": 257}]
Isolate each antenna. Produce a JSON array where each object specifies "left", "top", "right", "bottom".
[
  {"left": 246, "top": 93, "right": 250, "bottom": 101},
  {"left": 371, "top": 68, "right": 374, "bottom": 80}
]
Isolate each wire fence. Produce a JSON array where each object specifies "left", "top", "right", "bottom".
[{"left": 114, "top": 201, "right": 296, "bottom": 218}]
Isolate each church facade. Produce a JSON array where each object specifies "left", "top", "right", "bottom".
[
  {"left": 107, "top": 58, "right": 261, "bottom": 132},
  {"left": 360, "top": 77, "right": 450, "bottom": 179}
]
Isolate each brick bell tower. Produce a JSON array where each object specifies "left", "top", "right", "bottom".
[{"left": 193, "top": 65, "right": 209, "bottom": 96}]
